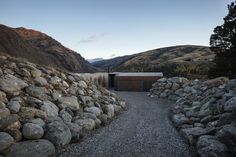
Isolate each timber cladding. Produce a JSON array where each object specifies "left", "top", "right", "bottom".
[{"left": 114, "top": 76, "right": 161, "bottom": 92}]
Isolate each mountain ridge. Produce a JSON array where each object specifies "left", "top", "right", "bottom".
[{"left": 0, "top": 24, "right": 97, "bottom": 73}]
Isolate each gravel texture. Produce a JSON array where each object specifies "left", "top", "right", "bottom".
[{"left": 58, "top": 92, "right": 193, "bottom": 157}]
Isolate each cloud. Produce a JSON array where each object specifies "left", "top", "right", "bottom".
[{"left": 79, "top": 32, "right": 109, "bottom": 43}]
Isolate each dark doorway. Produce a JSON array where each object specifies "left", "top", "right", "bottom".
[{"left": 109, "top": 74, "right": 116, "bottom": 89}]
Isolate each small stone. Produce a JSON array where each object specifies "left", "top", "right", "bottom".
[
  {"left": 59, "top": 109, "right": 72, "bottom": 123},
  {"left": 22, "top": 123, "right": 44, "bottom": 140}
]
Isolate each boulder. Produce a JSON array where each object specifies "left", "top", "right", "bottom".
[
  {"left": 172, "top": 113, "right": 190, "bottom": 127},
  {"left": 216, "top": 124, "right": 236, "bottom": 153},
  {"left": 84, "top": 106, "right": 102, "bottom": 116},
  {"left": 65, "top": 122, "right": 83, "bottom": 142},
  {"left": 0, "top": 132, "right": 14, "bottom": 152},
  {"left": 22, "top": 123, "right": 44, "bottom": 140},
  {"left": 7, "top": 100, "right": 21, "bottom": 113},
  {"left": 40, "top": 101, "right": 59, "bottom": 117},
  {"left": 74, "top": 118, "right": 95, "bottom": 130},
  {"left": 0, "top": 91, "right": 8, "bottom": 103},
  {"left": 3, "top": 139, "right": 55, "bottom": 157},
  {"left": 58, "top": 96, "right": 80, "bottom": 111},
  {"left": 31, "top": 68, "right": 42, "bottom": 78},
  {"left": 28, "top": 118, "right": 46, "bottom": 128},
  {"left": 19, "top": 107, "right": 47, "bottom": 121},
  {"left": 6, "top": 129, "right": 22, "bottom": 142},
  {"left": 197, "top": 135, "right": 229, "bottom": 157},
  {"left": 0, "top": 114, "right": 19, "bottom": 130},
  {"left": 180, "top": 127, "right": 216, "bottom": 145},
  {"left": 102, "top": 105, "right": 115, "bottom": 118},
  {"left": 224, "top": 96, "right": 236, "bottom": 112},
  {"left": 25, "top": 86, "right": 49, "bottom": 100},
  {"left": 59, "top": 109, "right": 72, "bottom": 123},
  {"left": 34, "top": 77, "right": 48, "bottom": 86},
  {"left": 0, "top": 74, "right": 28, "bottom": 96},
  {"left": 0, "top": 108, "right": 10, "bottom": 119},
  {"left": 44, "top": 121, "right": 71, "bottom": 146}
]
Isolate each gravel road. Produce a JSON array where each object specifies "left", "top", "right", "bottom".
[{"left": 58, "top": 92, "right": 193, "bottom": 157}]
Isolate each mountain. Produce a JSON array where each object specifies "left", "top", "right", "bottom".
[
  {"left": 92, "top": 45, "right": 215, "bottom": 78},
  {"left": 0, "top": 24, "right": 97, "bottom": 73},
  {"left": 92, "top": 55, "right": 135, "bottom": 71},
  {"left": 87, "top": 58, "right": 104, "bottom": 63}
]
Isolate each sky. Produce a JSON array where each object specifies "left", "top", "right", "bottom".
[{"left": 0, "top": 0, "right": 233, "bottom": 59}]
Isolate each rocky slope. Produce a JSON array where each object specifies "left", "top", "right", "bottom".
[
  {"left": 0, "top": 24, "right": 97, "bottom": 73},
  {"left": 149, "top": 77, "right": 236, "bottom": 157},
  {"left": 93, "top": 45, "right": 215, "bottom": 78},
  {"left": 0, "top": 55, "right": 127, "bottom": 157}
]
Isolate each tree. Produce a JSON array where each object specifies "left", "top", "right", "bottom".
[{"left": 209, "top": 1, "right": 236, "bottom": 78}]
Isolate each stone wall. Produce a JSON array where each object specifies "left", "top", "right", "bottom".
[
  {"left": 0, "top": 56, "right": 127, "bottom": 157},
  {"left": 149, "top": 77, "right": 236, "bottom": 157}
]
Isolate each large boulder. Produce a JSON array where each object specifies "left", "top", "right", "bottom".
[
  {"left": 0, "top": 74, "right": 28, "bottom": 96},
  {"left": 0, "top": 132, "right": 14, "bottom": 152},
  {"left": 22, "top": 123, "right": 44, "bottom": 140},
  {"left": 3, "top": 139, "right": 55, "bottom": 157},
  {"left": 197, "top": 135, "right": 229, "bottom": 157},
  {"left": 44, "top": 121, "right": 71, "bottom": 146},
  {"left": 58, "top": 96, "right": 80, "bottom": 111}
]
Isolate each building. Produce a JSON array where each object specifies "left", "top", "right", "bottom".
[{"left": 109, "top": 72, "right": 163, "bottom": 92}]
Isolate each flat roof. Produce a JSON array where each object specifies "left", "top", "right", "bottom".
[{"left": 113, "top": 72, "right": 163, "bottom": 77}]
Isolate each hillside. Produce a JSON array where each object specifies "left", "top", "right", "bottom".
[
  {"left": 93, "top": 45, "right": 215, "bottom": 78},
  {"left": 0, "top": 24, "right": 97, "bottom": 73}
]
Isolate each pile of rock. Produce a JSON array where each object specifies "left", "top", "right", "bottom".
[
  {"left": 149, "top": 77, "right": 236, "bottom": 157},
  {"left": 0, "top": 56, "right": 127, "bottom": 157}
]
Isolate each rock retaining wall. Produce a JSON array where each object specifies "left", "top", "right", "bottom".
[
  {"left": 149, "top": 77, "right": 236, "bottom": 157},
  {"left": 0, "top": 56, "right": 127, "bottom": 157}
]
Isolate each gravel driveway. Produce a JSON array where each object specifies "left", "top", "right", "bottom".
[{"left": 58, "top": 92, "right": 193, "bottom": 157}]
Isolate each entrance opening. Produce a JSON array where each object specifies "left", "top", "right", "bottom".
[{"left": 108, "top": 74, "right": 115, "bottom": 89}]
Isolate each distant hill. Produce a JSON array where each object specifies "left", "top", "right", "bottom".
[
  {"left": 87, "top": 58, "right": 104, "bottom": 63},
  {"left": 0, "top": 24, "right": 97, "bottom": 73},
  {"left": 93, "top": 45, "right": 215, "bottom": 78},
  {"left": 92, "top": 55, "right": 135, "bottom": 72}
]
